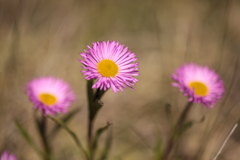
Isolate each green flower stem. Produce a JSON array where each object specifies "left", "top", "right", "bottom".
[
  {"left": 88, "top": 117, "right": 94, "bottom": 154},
  {"left": 161, "top": 101, "right": 193, "bottom": 160},
  {"left": 15, "top": 120, "right": 45, "bottom": 159},
  {"left": 87, "top": 80, "right": 105, "bottom": 160},
  {"left": 87, "top": 80, "right": 94, "bottom": 158},
  {"left": 47, "top": 115, "right": 89, "bottom": 160},
  {"left": 87, "top": 98, "right": 100, "bottom": 160},
  {"left": 88, "top": 89, "right": 103, "bottom": 150},
  {"left": 40, "top": 113, "right": 52, "bottom": 160},
  {"left": 176, "top": 101, "right": 193, "bottom": 130}
]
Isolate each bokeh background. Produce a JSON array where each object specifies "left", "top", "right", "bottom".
[{"left": 1, "top": 0, "right": 240, "bottom": 159}]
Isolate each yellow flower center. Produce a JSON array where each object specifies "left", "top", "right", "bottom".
[
  {"left": 39, "top": 93, "right": 57, "bottom": 106},
  {"left": 189, "top": 81, "right": 208, "bottom": 96},
  {"left": 97, "top": 59, "right": 119, "bottom": 77}
]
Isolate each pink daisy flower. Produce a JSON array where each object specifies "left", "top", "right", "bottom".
[
  {"left": 171, "top": 63, "right": 224, "bottom": 108},
  {"left": 26, "top": 77, "right": 75, "bottom": 115},
  {"left": 79, "top": 41, "right": 139, "bottom": 92},
  {"left": 1, "top": 151, "right": 17, "bottom": 160}
]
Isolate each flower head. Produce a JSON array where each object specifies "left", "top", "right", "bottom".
[
  {"left": 26, "top": 77, "right": 75, "bottom": 115},
  {"left": 1, "top": 151, "right": 17, "bottom": 160},
  {"left": 79, "top": 41, "right": 139, "bottom": 92},
  {"left": 171, "top": 63, "right": 224, "bottom": 108}
]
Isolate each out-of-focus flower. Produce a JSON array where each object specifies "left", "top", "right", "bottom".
[
  {"left": 26, "top": 77, "right": 75, "bottom": 115},
  {"left": 1, "top": 151, "right": 17, "bottom": 160},
  {"left": 171, "top": 63, "right": 224, "bottom": 108},
  {"left": 79, "top": 41, "right": 139, "bottom": 92}
]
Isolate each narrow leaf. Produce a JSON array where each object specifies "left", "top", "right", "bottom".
[
  {"left": 94, "top": 88, "right": 106, "bottom": 101},
  {"left": 47, "top": 115, "right": 89, "bottom": 160},
  {"left": 154, "top": 137, "right": 163, "bottom": 160},
  {"left": 87, "top": 80, "right": 106, "bottom": 121},
  {"left": 179, "top": 121, "right": 193, "bottom": 135},
  {"left": 15, "top": 120, "right": 44, "bottom": 158},
  {"left": 50, "top": 108, "right": 81, "bottom": 138},
  {"left": 92, "top": 123, "right": 112, "bottom": 156},
  {"left": 98, "top": 126, "right": 113, "bottom": 160},
  {"left": 164, "top": 103, "right": 174, "bottom": 128},
  {"left": 164, "top": 103, "right": 172, "bottom": 118},
  {"left": 90, "top": 100, "right": 104, "bottom": 121}
]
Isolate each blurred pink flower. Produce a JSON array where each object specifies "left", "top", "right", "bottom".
[
  {"left": 171, "top": 63, "right": 224, "bottom": 108},
  {"left": 1, "top": 151, "right": 17, "bottom": 160},
  {"left": 26, "top": 77, "right": 75, "bottom": 115}
]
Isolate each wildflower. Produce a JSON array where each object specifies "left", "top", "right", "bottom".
[
  {"left": 79, "top": 41, "right": 139, "bottom": 92},
  {"left": 1, "top": 151, "right": 17, "bottom": 160},
  {"left": 26, "top": 77, "right": 75, "bottom": 115},
  {"left": 171, "top": 63, "right": 224, "bottom": 108}
]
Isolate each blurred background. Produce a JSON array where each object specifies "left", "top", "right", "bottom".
[{"left": 1, "top": 0, "right": 240, "bottom": 159}]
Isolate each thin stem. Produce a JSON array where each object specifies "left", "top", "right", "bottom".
[
  {"left": 161, "top": 101, "right": 193, "bottom": 160},
  {"left": 40, "top": 113, "right": 52, "bottom": 160},
  {"left": 88, "top": 118, "right": 93, "bottom": 151},
  {"left": 87, "top": 80, "right": 94, "bottom": 157},
  {"left": 87, "top": 87, "right": 105, "bottom": 160},
  {"left": 88, "top": 88, "right": 101, "bottom": 149},
  {"left": 86, "top": 120, "right": 94, "bottom": 160},
  {"left": 176, "top": 101, "right": 193, "bottom": 130},
  {"left": 162, "top": 137, "right": 174, "bottom": 160},
  {"left": 47, "top": 115, "right": 89, "bottom": 160}
]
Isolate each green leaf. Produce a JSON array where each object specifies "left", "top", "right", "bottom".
[
  {"left": 15, "top": 120, "right": 44, "bottom": 158},
  {"left": 179, "top": 121, "right": 193, "bottom": 135},
  {"left": 34, "top": 115, "right": 42, "bottom": 134},
  {"left": 154, "top": 137, "right": 163, "bottom": 160},
  {"left": 47, "top": 115, "right": 89, "bottom": 160},
  {"left": 94, "top": 89, "right": 106, "bottom": 101},
  {"left": 164, "top": 103, "right": 172, "bottom": 117},
  {"left": 98, "top": 126, "right": 113, "bottom": 160},
  {"left": 92, "top": 123, "right": 112, "bottom": 157},
  {"left": 90, "top": 99, "right": 104, "bottom": 121},
  {"left": 164, "top": 103, "right": 173, "bottom": 126},
  {"left": 49, "top": 108, "right": 81, "bottom": 138},
  {"left": 87, "top": 80, "right": 106, "bottom": 121},
  {"left": 88, "top": 79, "right": 101, "bottom": 121}
]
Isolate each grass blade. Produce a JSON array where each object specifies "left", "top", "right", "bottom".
[
  {"left": 15, "top": 120, "right": 44, "bottom": 158},
  {"left": 154, "top": 137, "right": 163, "bottom": 160},
  {"left": 47, "top": 115, "right": 89, "bottom": 160},
  {"left": 92, "top": 123, "right": 112, "bottom": 157},
  {"left": 49, "top": 108, "right": 81, "bottom": 138},
  {"left": 98, "top": 126, "right": 113, "bottom": 160}
]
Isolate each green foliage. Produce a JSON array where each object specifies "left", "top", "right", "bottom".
[
  {"left": 34, "top": 115, "right": 43, "bottom": 137},
  {"left": 98, "top": 127, "right": 113, "bottom": 160},
  {"left": 15, "top": 120, "right": 44, "bottom": 158},
  {"left": 178, "top": 121, "right": 193, "bottom": 136},
  {"left": 178, "top": 116, "right": 205, "bottom": 136},
  {"left": 49, "top": 108, "right": 81, "bottom": 139},
  {"left": 87, "top": 79, "right": 94, "bottom": 109},
  {"left": 87, "top": 79, "right": 110, "bottom": 160},
  {"left": 87, "top": 80, "right": 105, "bottom": 121},
  {"left": 164, "top": 103, "right": 173, "bottom": 126},
  {"left": 92, "top": 123, "right": 112, "bottom": 158},
  {"left": 153, "top": 137, "right": 163, "bottom": 160},
  {"left": 47, "top": 115, "right": 89, "bottom": 160}
]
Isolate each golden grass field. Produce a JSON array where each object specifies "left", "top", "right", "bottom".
[{"left": 1, "top": 0, "right": 240, "bottom": 159}]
